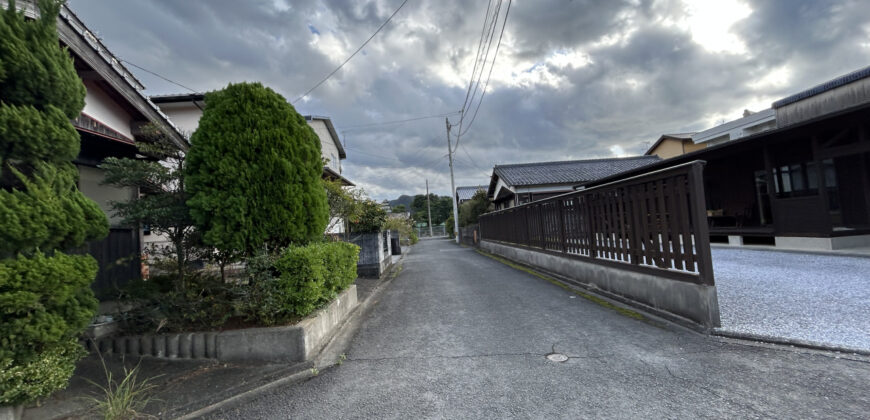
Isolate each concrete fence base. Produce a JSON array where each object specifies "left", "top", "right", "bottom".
[
  {"left": 85, "top": 285, "right": 359, "bottom": 363},
  {"left": 480, "top": 240, "right": 721, "bottom": 329}
]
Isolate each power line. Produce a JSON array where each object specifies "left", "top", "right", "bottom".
[
  {"left": 459, "top": 0, "right": 511, "bottom": 137},
  {"left": 453, "top": 0, "right": 512, "bottom": 152},
  {"left": 341, "top": 111, "right": 460, "bottom": 131},
  {"left": 119, "top": 59, "right": 200, "bottom": 93},
  {"left": 292, "top": 0, "right": 410, "bottom": 104},
  {"left": 459, "top": 0, "right": 496, "bottom": 114},
  {"left": 459, "top": 0, "right": 502, "bottom": 130}
]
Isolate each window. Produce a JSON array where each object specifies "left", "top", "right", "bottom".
[
  {"left": 772, "top": 158, "right": 838, "bottom": 200},
  {"left": 774, "top": 162, "right": 815, "bottom": 197}
]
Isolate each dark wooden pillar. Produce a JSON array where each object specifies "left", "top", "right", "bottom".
[{"left": 762, "top": 144, "right": 778, "bottom": 233}]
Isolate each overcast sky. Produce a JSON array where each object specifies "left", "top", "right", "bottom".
[{"left": 69, "top": 0, "right": 870, "bottom": 200}]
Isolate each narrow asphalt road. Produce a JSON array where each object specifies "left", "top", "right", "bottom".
[{"left": 212, "top": 239, "right": 870, "bottom": 419}]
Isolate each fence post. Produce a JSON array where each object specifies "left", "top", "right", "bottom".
[
  {"left": 585, "top": 196, "right": 596, "bottom": 259},
  {"left": 687, "top": 162, "right": 714, "bottom": 285},
  {"left": 557, "top": 199, "right": 567, "bottom": 253}
]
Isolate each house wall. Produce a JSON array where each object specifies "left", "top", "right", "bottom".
[
  {"left": 684, "top": 141, "right": 707, "bottom": 154},
  {"left": 307, "top": 119, "right": 341, "bottom": 173},
  {"left": 77, "top": 165, "right": 136, "bottom": 227},
  {"left": 649, "top": 138, "right": 684, "bottom": 159},
  {"left": 156, "top": 102, "right": 202, "bottom": 136},
  {"left": 82, "top": 80, "right": 134, "bottom": 140},
  {"left": 650, "top": 139, "right": 707, "bottom": 159}
]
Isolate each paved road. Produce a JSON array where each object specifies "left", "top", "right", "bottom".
[
  {"left": 713, "top": 247, "right": 870, "bottom": 351},
  {"left": 212, "top": 239, "right": 870, "bottom": 419}
]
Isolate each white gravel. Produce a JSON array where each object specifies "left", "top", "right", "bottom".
[{"left": 712, "top": 247, "right": 870, "bottom": 352}]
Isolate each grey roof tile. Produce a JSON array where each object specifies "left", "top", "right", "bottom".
[
  {"left": 494, "top": 156, "right": 660, "bottom": 187},
  {"left": 456, "top": 185, "right": 486, "bottom": 200}
]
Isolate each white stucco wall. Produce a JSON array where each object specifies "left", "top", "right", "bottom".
[
  {"left": 155, "top": 102, "right": 203, "bottom": 136},
  {"left": 82, "top": 80, "right": 134, "bottom": 140},
  {"left": 77, "top": 165, "right": 136, "bottom": 227},
  {"left": 306, "top": 119, "right": 341, "bottom": 172}
]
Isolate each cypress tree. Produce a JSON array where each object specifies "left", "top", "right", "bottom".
[
  {"left": 0, "top": 0, "right": 108, "bottom": 405},
  {"left": 186, "top": 82, "right": 328, "bottom": 255}
]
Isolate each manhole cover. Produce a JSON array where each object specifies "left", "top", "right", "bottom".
[{"left": 546, "top": 353, "right": 569, "bottom": 363}]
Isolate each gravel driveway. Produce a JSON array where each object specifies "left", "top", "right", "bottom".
[{"left": 712, "top": 247, "right": 870, "bottom": 352}]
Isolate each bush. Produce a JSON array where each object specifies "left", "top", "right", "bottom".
[
  {"left": 186, "top": 82, "right": 328, "bottom": 256},
  {"left": 0, "top": 252, "right": 98, "bottom": 360},
  {"left": 245, "top": 242, "right": 359, "bottom": 325},
  {"left": 383, "top": 216, "right": 413, "bottom": 241},
  {"left": 0, "top": 0, "right": 107, "bottom": 404},
  {"left": 349, "top": 200, "right": 386, "bottom": 233},
  {"left": 458, "top": 190, "right": 492, "bottom": 227},
  {"left": 116, "top": 272, "right": 234, "bottom": 334},
  {"left": 0, "top": 339, "right": 83, "bottom": 406}
]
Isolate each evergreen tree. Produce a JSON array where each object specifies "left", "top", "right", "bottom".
[
  {"left": 100, "top": 124, "right": 203, "bottom": 285},
  {"left": 186, "top": 82, "right": 328, "bottom": 256},
  {"left": 0, "top": 0, "right": 108, "bottom": 405}
]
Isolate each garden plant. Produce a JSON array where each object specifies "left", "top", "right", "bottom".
[{"left": 0, "top": 0, "right": 108, "bottom": 407}]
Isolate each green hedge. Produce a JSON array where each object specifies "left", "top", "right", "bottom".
[
  {"left": 0, "top": 252, "right": 98, "bottom": 405},
  {"left": 247, "top": 241, "right": 359, "bottom": 325}
]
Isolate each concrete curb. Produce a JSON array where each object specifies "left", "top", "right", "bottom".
[
  {"left": 172, "top": 362, "right": 316, "bottom": 420},
  {"left": 87, "top": 285, "right": 358, "bottom": 364},
  {"left": 712, "top": 329, "right": 870, "bottom": 357},
  {"left": 173, "top": 248, "right": 410, "bottom": 419},
  {"left": 710, "top": 243, "right": 870, "bottom": 260}
]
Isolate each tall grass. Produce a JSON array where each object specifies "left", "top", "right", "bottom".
[{"left": 86, "top": 356, "right": 158, "bottom": 420}]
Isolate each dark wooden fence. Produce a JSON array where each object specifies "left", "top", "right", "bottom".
[
  {"left": 86, "top": 228, "right": 141, "bottom": 296},
  {"left": 479, "top": 161, "right": 714, "bottom": 285}
]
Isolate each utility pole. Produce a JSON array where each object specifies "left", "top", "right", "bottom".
[
  {"left": 446, "top": 117, "right": 460, "bottom": 244},
  {"left": 426, "top": 179, "right": 434, "bottom": 237}
]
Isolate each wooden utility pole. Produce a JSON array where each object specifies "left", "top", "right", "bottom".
[
  {"left": 447, "top": 117, "right": 460, "bottom": 243},
  {"left": 426, "top": 179, "right": 434, "bottom": 237}
]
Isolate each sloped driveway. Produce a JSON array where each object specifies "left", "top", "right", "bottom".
[{"left": 713, "top": 247, "right": 870, "bottom": 352}]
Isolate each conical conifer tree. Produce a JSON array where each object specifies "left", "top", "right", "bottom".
[
  {"left": 186, "top": 82, "right": 328, "bottom": 256},
  {"left": 0, "top": 0, "right": 108, "bottom": 405}
]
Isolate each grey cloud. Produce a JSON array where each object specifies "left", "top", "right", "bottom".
[{"left": 68, "top": 0, "right": 870, "bottom": 199}]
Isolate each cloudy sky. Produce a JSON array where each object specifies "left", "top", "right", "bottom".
[{"left": 69, "top": 0, "right": 870, "bottom": 200}]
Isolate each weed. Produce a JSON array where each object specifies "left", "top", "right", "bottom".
[
  {"left": 310, "top": 367, "right": 319, "bottom": 376},
  {"left": 337, "top": 354, "right": 347, "bottom": 365},
  {"left": 85, "top": 355, "right": 158, "bottom": 420}
]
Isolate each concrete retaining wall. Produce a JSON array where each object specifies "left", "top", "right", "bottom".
[
  {"left": 349, "top": 232, "right": 392, "bottom": 278},
  {"left": 481, "top": 240, "right": 721, "bottom": 328},
  {"left": 86, "top": 285, "right": 358, "bottom": 362}
]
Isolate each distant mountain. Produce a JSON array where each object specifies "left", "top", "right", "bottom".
[{"left": 388, "top": 194, "right": 414, "bottom": 209}]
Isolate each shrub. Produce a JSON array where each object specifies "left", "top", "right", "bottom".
[
  {"left": 245, "top": 242, "right": 359, "bottom": 325},
  {"left": 383, "top": 216, "right": 412, "bottom": 237},
  {"left": 116, "top": 272, "right": 233, "bottom": 334},
  {"left": 321, "top": 241, "right": 359, "bottom": 295},
  {"left": 349, "top": 200, "right": 386, "bottom": 233},
  {"left": 186, "top": 82, "right": 328, "bottom": 256},
  {"left": 0, "top": 0, "right": 107, "bottom": 404},
  {"left": 458, "top": 189, "right": 492, "bottom": 227},
  {"left": 0, "top": 339, "right": 83, "bottom": 406}
]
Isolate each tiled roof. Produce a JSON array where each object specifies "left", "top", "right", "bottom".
[
  {"left": 773, "top": 65, "right": 870, "bottom": 108},
  {"left": 456, "top": 185, "right": 486, "bottom": 200},
  {"left": 493, "top": 156, "right": 661, "bottom": 187}
]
